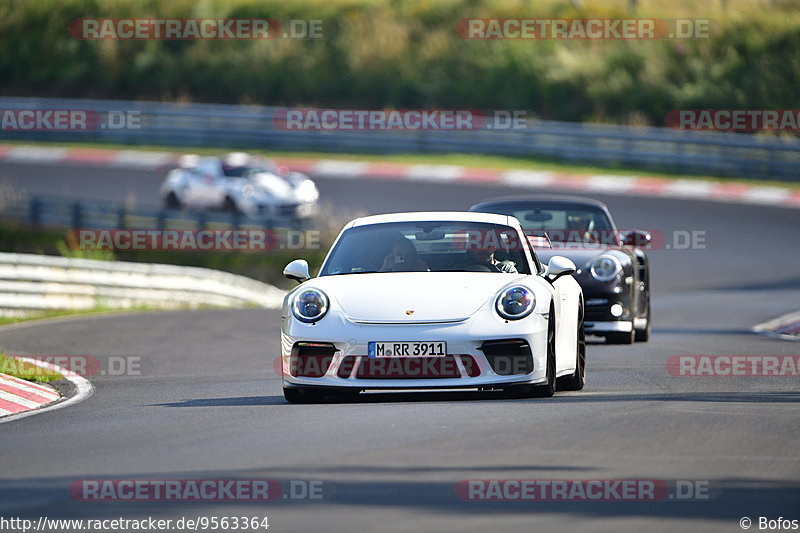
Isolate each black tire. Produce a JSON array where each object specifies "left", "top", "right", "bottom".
[
  {"left": 165, "top": 192, "right": 181, "bottom": 210},
  {"left": 634, "top": 301, "right": 651, "bottom": 342},
  {"left": 504, "top": 307, "right": 557, "bottom": 399},
  {"left": 558, "top": 301, "right": 586, "bottom": 391},
  {"left": 223, "top": 197, "right": 240, "bottom": 214},
  {"left": 528, "top": 309, "right": 557, "bottom": 397},
  {"left": 605, "top": 329, "right": 635, "bottom": 345},
  {"left": 283, "top": 388, "right": 324, "bottom": 404}
]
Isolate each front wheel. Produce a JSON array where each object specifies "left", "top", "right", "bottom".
[
  {"left": 506, "top": 309, "right": 556, "bottom": 398},
  {"left": 558, "top": 302, "right": 586, "bottom": 391},
  {"left": 634, "top": 302, "right": 651, "bottom": 342},
  {"left": 164, "top": 192, "right": 181, "bottom": 210},
  {"left": 223, "top": 196, "right": 241, "bottom": 214}
]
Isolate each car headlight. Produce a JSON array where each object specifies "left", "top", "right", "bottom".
[
  {"left": 590, "top": 255, "right": 622, "bottom": 282},
  {"left": 292, "top": 288, "right": 329, "bottom": 323},
  {"left": 495, "top": 286, "right": 536, "bottom": 320},
  {"left": 295, "top": 179, "right": 319, "bottom": 202}
]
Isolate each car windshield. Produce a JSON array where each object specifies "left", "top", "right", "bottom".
[
  {"left": 320, "top": 221, "right": 533, "bottom": 276},
  {"left": 477, "top": 203, "right": 614, "bottom": 244},
  {"left": 222, "top": 164, "right": 275, "bottom": 178}
]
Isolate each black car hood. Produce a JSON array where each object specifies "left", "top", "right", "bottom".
[{"left": 536, "top": 246, "right": 632, "bottom": 269}]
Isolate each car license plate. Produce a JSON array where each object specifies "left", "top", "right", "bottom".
[{"left": 368, "top": 341, "right": 447, "bottom": 358}]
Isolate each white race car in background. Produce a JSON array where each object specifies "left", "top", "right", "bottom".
[
  {"left": 280, "top": 211, "right": 586, "bottom": 403},
  {"left": 160, "top": 152, "right": 319, "bottom": 218}
]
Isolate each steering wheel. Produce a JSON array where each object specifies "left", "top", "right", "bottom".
[{"left": 461, "top": 263, "right": 497, "bottom": 272}]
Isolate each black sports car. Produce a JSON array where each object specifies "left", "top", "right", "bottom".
[{"left": 470, "top": 195, "right": 651, "bottom": 344}]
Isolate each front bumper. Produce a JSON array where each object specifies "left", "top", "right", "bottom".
[
  {"left": 280, "top": 313, "right": 550, "bottom": 390},
  {"left": 584, "top": 320, "right": 633, "bottom": 333}
]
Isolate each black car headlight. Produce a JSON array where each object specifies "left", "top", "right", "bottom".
[
  {"left": 292, "top": 288, "right": 329, "bottom": 323},
  {"left": 495, "top": 286, "right": 536, "bottom": 320},
  {"left": 590, "top": 255, "right": 622, "bottom": 282}
]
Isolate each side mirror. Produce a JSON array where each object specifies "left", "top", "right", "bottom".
[
  {"left": 283, "top": 259, "right": 310, "bottom": 283},
  {"left": 544, "top": 256, "right": 576, "bottom": 282},
  {"left": 621, "top": 229, "right": 651, "bottom": 248}
]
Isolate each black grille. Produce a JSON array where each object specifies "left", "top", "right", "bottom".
[
  {"left": 480, "top": 339, "right": 533, "bottom": 375},
  {"left": 278, "top": 204, "right": 300, "bottom": 217},
  {"left": 585, "top": 306, "right": 614, "bottom": 322},
  {"left": 289, "top": 342, "right": 336, "bottom": 378}
]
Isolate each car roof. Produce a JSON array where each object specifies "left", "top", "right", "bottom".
[
  {"left": 470, "top": 194, "right": 609, "bottom": 210},
  {"left": 348, "top": 211, "right": 519, "bottom": 229}
]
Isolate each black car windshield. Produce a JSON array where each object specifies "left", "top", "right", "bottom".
[
  {"left": 222, "top": 164, "right": 275, "bottom": 178},
  {"left": 320, "top": 221, "right": 533, "bottom": 276},
  {"left": 477, "top": 203, "right": 614, "bottom": 244}
]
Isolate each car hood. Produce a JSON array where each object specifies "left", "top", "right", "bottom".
[
  {"left": 249, "top": 172, "right": 294, "bottom": 198},
  {"left": 537, "top": 246, "right": 630, "bottom": 269},
  {"left": 308, "top": 272, "right": 528, "bottom": 323}
]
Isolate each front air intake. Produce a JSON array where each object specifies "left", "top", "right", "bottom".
[
  {"left": 289, "top": 342, "right": 336, "bottom": 378},
  {"left": 480, "top": 339, "right": 533, "bottom": 376}
]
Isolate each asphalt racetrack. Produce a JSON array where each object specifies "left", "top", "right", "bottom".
[{"left": 1, "top": 160, "right": 799, "bottom": 532}]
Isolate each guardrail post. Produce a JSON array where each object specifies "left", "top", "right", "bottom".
[
  {"left": 767, "top": 146, "right": 777, "bottom": 180},
  {"left": 196, "top": 211, "right": 207, "bottom": 230},
  {"left": 117, "top": 206, "right": 126, "bottom": 229},
  {"left": 71, "top": 202, "right": 83, "bottom": 229},
  {"left": 29, "top": 197, "right": 42, "bottom": 227},
  {"left": 157, "top": 210, "right": 166, "bottom": 230},
  {"left": 231, "top": 211, "right": 240, "bottom": 230}
]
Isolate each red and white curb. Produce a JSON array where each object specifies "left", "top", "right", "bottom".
[
  {"left": 0, "top": 356, "right": 93, "bottom": 423},
  {"left": 279, "top": 159, "right": 800, "bottom": 209},
  {"left": 2, "top": 143, "right": 799, "bottom": 209},
  {"left": 0, "top": 372, "right": 60, "bottom": 415},
  {"left": 754, "top": 311, "right": 800, "bottom": 341}
]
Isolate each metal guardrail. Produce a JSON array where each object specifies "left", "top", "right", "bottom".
[
  {"left": 0, "top": 195, "right": 303, "bottom": 232},
  {"left": 0, "top": 252, "right": 286, "bottom": 315},
  {"left": 1, "top": 97, "right": 799, "bottom": 180}
]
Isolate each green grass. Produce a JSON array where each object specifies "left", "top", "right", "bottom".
[
  {"left": 0, "top": 353, "right": 63, "bottom": 382},
  {"left": 3, "top": 138, "right": 799, "bottom": 191},
  {"left": 0, "top": 305, "right": 177, "bottom": 327}
]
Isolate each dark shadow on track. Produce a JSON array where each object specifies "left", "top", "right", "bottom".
[
  {"left": 153, "top": 396, "right": 285, "bottom": 407},
  {"left": 652, "top": 327, "right": 755, "bottom": 335},
  {"left": 3, "top": 472, "right": 799, "bottom": 524},
  {"left": 710, "top": 276, "right": 800, "bottom": 292},
  {"left": 151, "top": 391, "right": 800, "bottom": 407}
]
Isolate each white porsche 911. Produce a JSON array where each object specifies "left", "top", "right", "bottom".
[
  {"left": 160, "top": 152, "right": 319, "bottom": 219},
  {"left": 279, "top": 212, "right": 586, "bottom": 403}
]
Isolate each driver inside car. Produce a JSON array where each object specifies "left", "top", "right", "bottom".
[
  {"left": 461, "top": 247, "right": 518, "bottom": 273},
  {"left": 379, "top": 237, "right": 430, "bottom": 272},
  {"left": 566, "top": 212, "right": 598, "bottom": 243}
]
